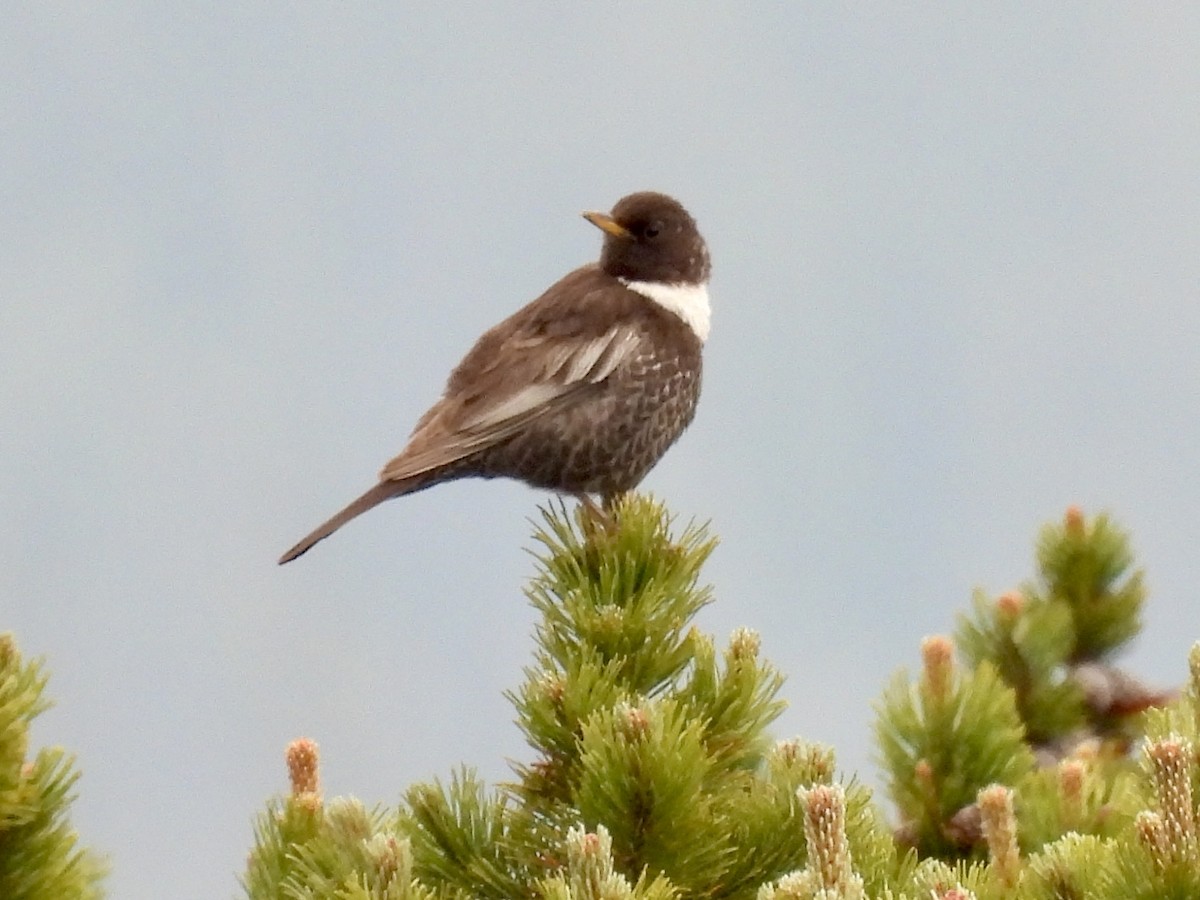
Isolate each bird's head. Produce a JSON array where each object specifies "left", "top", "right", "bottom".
[{"left": 584, "top": 191, "right": 710, "bottom": 285}]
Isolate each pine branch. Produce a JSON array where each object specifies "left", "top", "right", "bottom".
[
  {"left": 240, "top": 501, "right": 1197, "bottom": 900},
  {"left": 0, "top": 634, "right": 106, "bottom": 900}
]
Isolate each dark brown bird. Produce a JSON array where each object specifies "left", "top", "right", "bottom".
[{"left": 279, "top": 191, "right": 711, "bottom": 564}]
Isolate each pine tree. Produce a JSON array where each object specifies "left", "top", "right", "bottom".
[
  {"left": 0, "top": 633, "right": 106, "bottom": 900},
  {"left": 239, "top": 499, "right": 1199, "bottom": 898}
]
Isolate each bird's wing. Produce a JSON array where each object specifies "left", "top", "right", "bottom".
[{"left": 378, "top": 321, "right": 640, "bottom": 483}]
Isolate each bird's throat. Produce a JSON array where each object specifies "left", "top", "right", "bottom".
[{"left": 619, "top": 279, "right": 712, "bottom": 342}]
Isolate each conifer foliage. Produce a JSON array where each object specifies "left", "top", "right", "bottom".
[
  {"left": 237, "top": 500, "right": 1198, "bottom": 899},
  {"left": 243, "top": 498, "right": 905, "bottom": 898},
  {"left": 0, "top": 633, "right": 106, "bottom": 900}
]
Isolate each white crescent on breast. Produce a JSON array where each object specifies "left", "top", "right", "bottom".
[{"left": 619, "top": 279, "right": 711, "bottom": 342}]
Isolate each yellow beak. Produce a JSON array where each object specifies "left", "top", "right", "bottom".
[{"left": 583, "top": 211, "right": 633, "bottom": 239}]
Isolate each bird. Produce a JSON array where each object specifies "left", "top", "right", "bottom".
[{"left": 279, "top": 191, "right": 711, "bottom": 564}]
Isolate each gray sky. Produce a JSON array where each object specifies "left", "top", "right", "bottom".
[{"left": 3, "top": 6, "right": 1198, "bottom": 898}]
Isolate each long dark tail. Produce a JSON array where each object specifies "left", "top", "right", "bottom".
[{"left": 278, "top": 478, "right": 422, "bottom": 564}]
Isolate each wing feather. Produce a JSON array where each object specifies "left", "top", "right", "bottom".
[{"left": 378, "top": 322, "right": 640, "bottom": 483}]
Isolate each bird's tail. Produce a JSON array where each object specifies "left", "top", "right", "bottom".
[{"left": 278, "top": 478, "right": 423, "bottom": 565}]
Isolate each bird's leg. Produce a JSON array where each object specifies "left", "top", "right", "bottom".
[
  {"left": 602, "top": 491, "right": 627, "bottom": 518},
  {"left": 577, "top": 493, "right": 616, "bottom": 538},
  {"left": 579, "top": 493, "right": 605, "bottom": 520}
]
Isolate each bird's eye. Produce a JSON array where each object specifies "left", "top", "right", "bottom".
[{"left": 643, "top": 223, "right": 661, "bottom": 239}]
